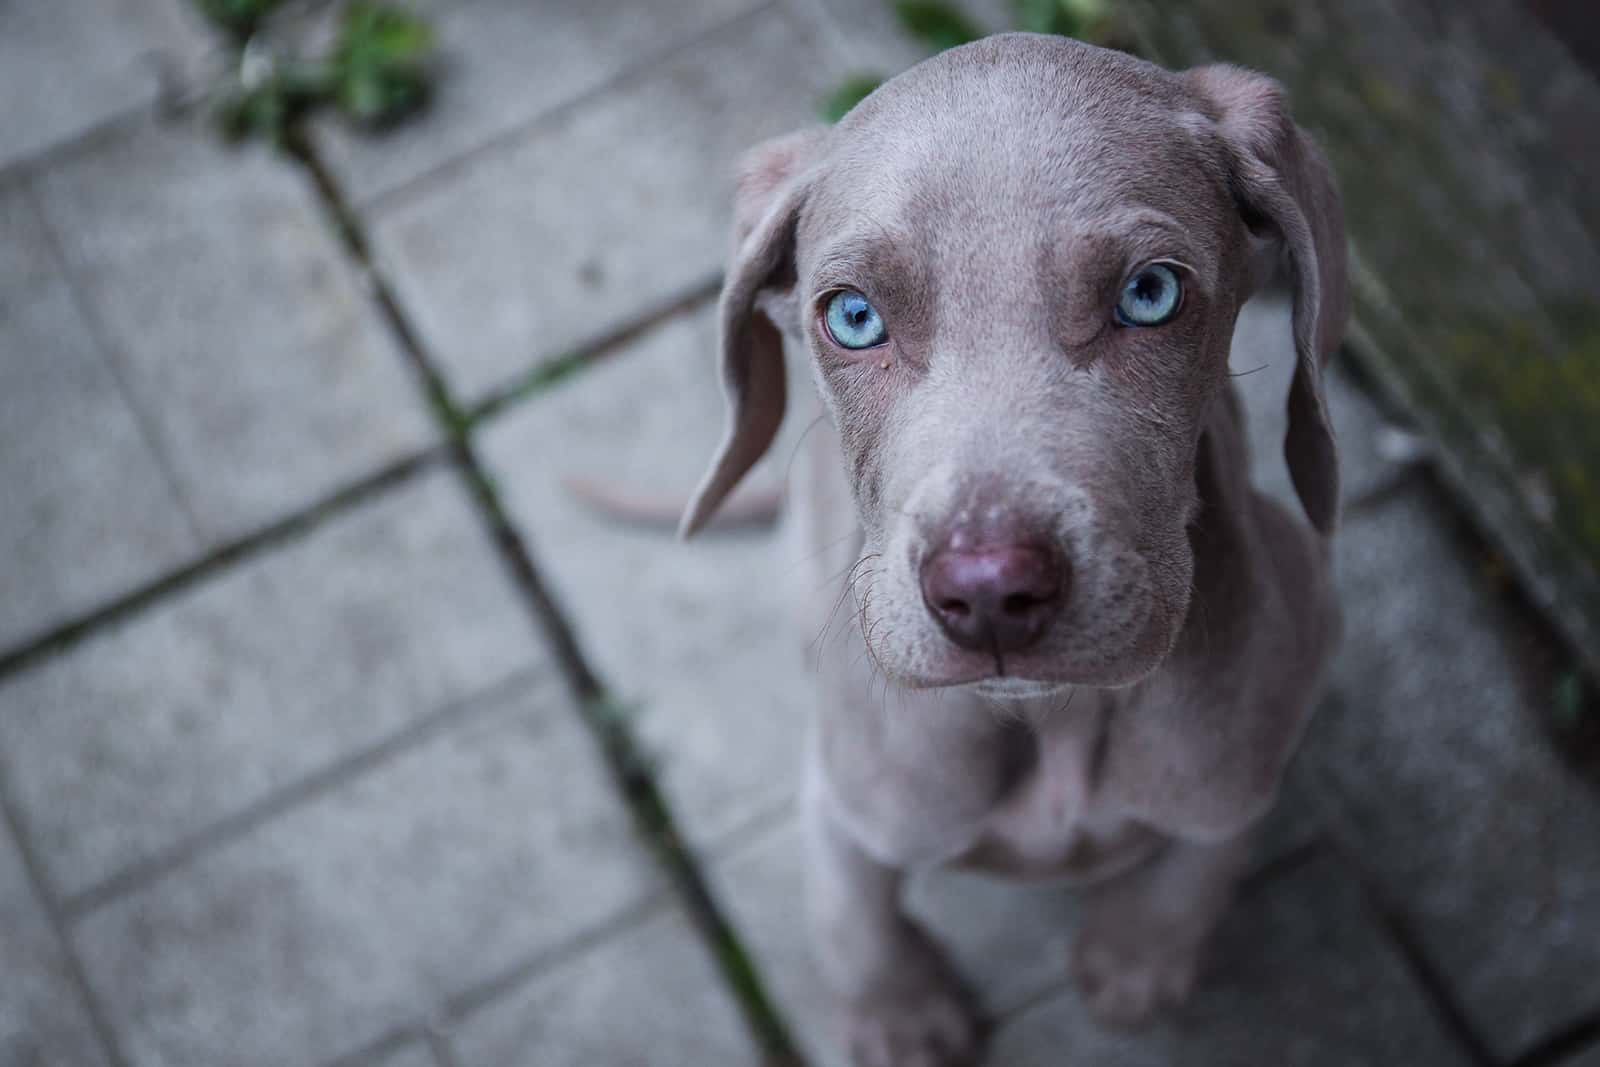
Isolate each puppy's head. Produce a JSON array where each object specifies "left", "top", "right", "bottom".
[{"left": 684, "top": 35, "right": 1345, "bottom": 691}]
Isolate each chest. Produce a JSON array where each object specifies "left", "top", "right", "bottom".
[{"left": 953, "top": 695, "right": 1162, "bottom": 882}]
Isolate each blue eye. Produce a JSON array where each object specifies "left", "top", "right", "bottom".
[
  {"left": 824, "top": 289, "right": 888, "bottom": 349},
  {"left": 1114, "top": 264, "right": 1183, "bottom": 327}
]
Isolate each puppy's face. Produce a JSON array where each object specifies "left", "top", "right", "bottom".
[
  {"left": 789, "top": 44, "right": 1253, "bottom": 690},
  {"left": 684, "top": 35, "right": 1343, "bottom": 696}
]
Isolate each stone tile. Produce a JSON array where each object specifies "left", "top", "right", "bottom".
[
  {"left": 73, "top": 678, "right": 662, "bottom": 1067},
  {"left": 479, "top": 306, "right": 814, "bottom": 850},
  {"left": 371, "top": 2, "right": 839, "bottom": 401},
  {"left": 447, "top": 904, "right": 759, "bottom": 1067},
  {"left": 0, "top": 176, "right": 201, "bottom": 653},
  {"left": 316, "top": 0, "right": 762, "bottom": 203},
  {"left": 0, "top": 0, "right": 202, "bottom": 167},
  {"left": 986, "top": 855, "right": 1471, "bottom": 1067},
  {"left": 1311, "top": 488, "right": 1600, "bottom": 1061},
  {"left": 0, "top": 818, "right": 111, "bottom": 1067},
  {"left": 1229, "top": 294, "right": 1398, "bottom": 511},
  {"left": 1564, "top": 1044, "right": 1600, "bottom": 1067},
  {"left": 360, "top": 1043, "right": 439, "bottom": 1067},
  {"left": 30, "top": 116, "right": 435, "bottom": 543},
  {"left": 0, "top": 467, "right": 543, "bottom": 897}
]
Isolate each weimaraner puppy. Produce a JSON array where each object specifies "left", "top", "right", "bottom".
[{"left": 681, "top": 33, "right": 1345, "bottom": 1067}]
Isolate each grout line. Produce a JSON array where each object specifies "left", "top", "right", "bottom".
[
  {"left": 61, "top": 666, "right": 542, "bottom": 921},
  {"left": 1237, "top": 834, "right": 1327, "bottom": 897},
  {"left": 315, "top": 898, "right": 675, "bottom": 1067},
  {"left": 0, "top": 447, "right": 444, "bottom": 681},
  {"left": 440, "top": 894, "right": 674, "bottom": 1024},
  {"left": 1507, "top": 1012, "right": 1600, "bottom": 1067},
  {"left": 0, "top": 775, "right": 131, "bottom": 1067},
  {"left": 320, "top": 1027, "right": 436, "bottom": 1067},
  {"left": 359, "top": 0, "right": 783, "bottom": 217},
  {"left": 1340, "top": 463, "right": 1429, "bottom": 521},
  {"left": 463, "top": 273, "right": 722, "bottom": 426},
  {"left": 0, "top": 101, "right": 158, "bottom": 187},
  {"left": 1318, "top": 816, "right": 1500, "bottom": 1067},
  {"left": 284, "top": 129, "right": 807, "bottom": 1067},
  {"left": 423, "top": 1026, "right": 462, "bottom": 1067}
]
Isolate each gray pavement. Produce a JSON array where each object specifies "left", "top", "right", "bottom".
[{"left": 2, "top": 3, "right": 1597, "bottom": 1066}]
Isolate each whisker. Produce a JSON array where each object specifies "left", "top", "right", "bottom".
[{"left": 809, "top": 555, "right": 880, "bottom": 655}]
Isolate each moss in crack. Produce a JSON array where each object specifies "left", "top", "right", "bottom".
[
  {"left": 819, "top": 0, "right": 1138, "bottom": 122},
  {"left": 191, "top": 0, "right": 436, "bottom": 147}
]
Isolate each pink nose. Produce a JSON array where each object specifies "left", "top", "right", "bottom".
[{"left": 920, "top": 543, "right": 1063, "bottom": 653}]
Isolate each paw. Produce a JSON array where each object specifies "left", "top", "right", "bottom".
[
  {"left": 841, "top": 976, "right": 981, "bottom": 1067},
  {"left": 1070, "top": 922, "right": 1201, "bottom": 1030}
]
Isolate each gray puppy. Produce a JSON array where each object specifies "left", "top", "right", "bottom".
[{"left": 683, "top": 33, "right": 1345, "bottom": 1067}]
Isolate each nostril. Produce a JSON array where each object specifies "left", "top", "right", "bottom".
[
  {"left": 921, "top": 541, "right": 1065, "bottom": 653},
  {"left": 1001, "top": 592, "right": 1044, "bottom": 617}
]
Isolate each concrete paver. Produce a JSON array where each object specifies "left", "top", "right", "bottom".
[
  {"left": 315, "top": 0, "right": 763, "bottom": 204},
  {"left": 72, "top": 676, "right": 662, "bottom": 1067},
  {"left": 0, "top": 177, "right": 200, "bottom": 654},
  {"left": 0, "top": 0, "right": 202, "bottom": 167},
  {"left": 1312, "top": 487, "right": 1600, "bottom": 1061},
  {"left": 479, "top": 305, "right": 813, "bottom": 851},
  {"left": 446, "top": 904, "right": 760, "bottom": 1067},
  {"left": 370, "top": 2, "right": 840, "bottom": 402},
  {"left": 0, "top": 468, "right": 542, "bottom": 897},
  {"left": 1229, "top": 295, "right": 1402, "bottom": 509},
  {"left": 30, "top": 115, "right": 436, "bottom": 543},
  {"left": 360, "top": 1043, "right": 439, "bottom": 1067},
  {"left": 0, "top": 818, "right": 111, "bottom": 1067},
  {"left": 986, "top": 855, "right": 1472, "bottom": 1067}
]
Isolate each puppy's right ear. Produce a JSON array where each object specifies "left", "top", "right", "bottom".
[{"left": 680, "top": 128, "right": 827, "bottom": 538}]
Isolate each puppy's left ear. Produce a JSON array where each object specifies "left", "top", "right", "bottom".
[
  {"left": 680, "top": 127, "right": 828, "bottom": 538},
  {"left": 1188, "top": 65, "right": 1348, "bottom": 536}
]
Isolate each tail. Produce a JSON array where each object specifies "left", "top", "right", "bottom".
[{"left": 562, "top": 476, "right": 782, "bottom": 531}]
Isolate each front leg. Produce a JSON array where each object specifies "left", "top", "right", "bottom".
[
  {"left": 802, "top": 767, "right": 982, "bottom": 1067},
  {"left": 1071, "top": 827, "right": 1257, "bottom": 1028}
]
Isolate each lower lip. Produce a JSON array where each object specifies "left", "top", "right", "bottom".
[{"left": 970, "top": 679, "right": 1071, "bottom": 700}]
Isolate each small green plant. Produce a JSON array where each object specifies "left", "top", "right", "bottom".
[
  {"left": 1016, "top": 0, "right": 1110, "bottom": 38},
  {"left": 818, "top": 0, "right": 1122, "bottom": 122},
  {"left": 194, "top": 0, "right": 286, "bottom": 42},
  {"left": 893, "top": 0, "right": 984, "bottom": 51},
  {"left": 821, "top": 74, "right": 889, "bottom": 123},
  {"left": 195, "top": 0, "right": 435, "bottom": 146},
  {"left": 1553, "top": 670, "right": 1590, "bottom": 733}
]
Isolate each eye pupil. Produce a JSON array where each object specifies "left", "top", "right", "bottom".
[
  {"left": 825, "top": 290, "right": 888, "bottom": 350},
  {"left": 1115, "top": 264, "right": 1182, "bottom": 326}
]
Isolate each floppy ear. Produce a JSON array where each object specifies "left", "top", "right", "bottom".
[
  {"left": 1188, "top": 65, "right": 1348, "bottom": 536},
  {"left": 680, "top": 128, "right": 826, "bottom": 538}
]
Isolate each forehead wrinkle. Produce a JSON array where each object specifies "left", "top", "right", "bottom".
[
  {"left": 1067, "top": 210, "right": 1209, "bottom": 285},
  {"left": 808, "top": 220, "right": 918, "bottom": 292}
]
